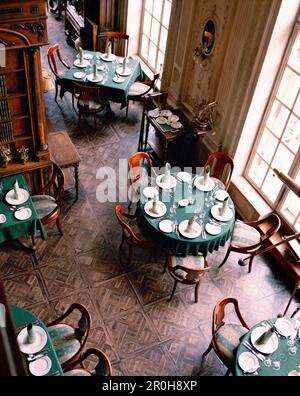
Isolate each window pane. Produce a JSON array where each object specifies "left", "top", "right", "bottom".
[
  {"left": 159, "top": 26, "right": 168, "bottom": 53},
  {"left": 288, "top": 29, "right": 300, "bottom": 73},
  {"left": 162, "top": 0, "right": 172, "bottom": 28},
  {"left": 277, "top": 68, "right": 300, "bottom": 108},
  {"left": 153, "top": 0, "right": 163, "bottom": 21},
  {"left": 145, "top": 0, "right": 153, "bottom": 13},
  {"left": 271, "top": 143, "right": 295, "bottom": 174},
  {"left": 156, "top": 50, "right": 165, "bottom": 73},
  {"left": 148, "top": 42, "right": 157, "bottom": 68},
  {"left": 266, "top": 100, "right": 290, "bottom": 138},
  {"left": 150, "top": 17, "right": 160, "bottom": 43},
  {"left": 282, "top": 114, "right": 300, "bottom": 154},
  {"left": 143, "top": 11, "right": 152, "bottom": 37},
  {"left": 257, "top": 129, "right": 278, "bottom": 163},
  {"left": 261, "top": 169, "right": 283, "bottom": 203},
  {"left": 280, "top": 190, "right": 300, "bottom": 223},
  {"left": 141, "top": 35, "right": 149, "bottom": 60},
  {"left": 294, "top": 94, "right": 300, "bottom": 117},
  {"left": 248, "top": 155, "right": 268, "bottom": 187}
]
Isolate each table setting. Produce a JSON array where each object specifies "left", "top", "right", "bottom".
[
  {"left": 148, "top": 107, "right": 184, "bottom": 132},
  {"left": 234, "top": 317, "right": 300, "bottom": 376},
  {"left": 137, "top": 164, "right": 235, "bottom": 256}
]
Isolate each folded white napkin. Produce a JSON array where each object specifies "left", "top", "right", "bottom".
[
  {"left": 152, "top": 193, "right": 160, "bottom": 214},
  {"left": 162, "top": 163, "right": 171, "bottom": 184},
  {"left": 122, "top": 57, "right": 127, "bottom": 73},
  {"left": 186, "top": 216, "right": 197, "bottom": 233},
  {"left": 79, "top": 47, "right": 83, "bottom": 64},
  {"left": 107, "top": 41, "right": 112, "bottom": 58},
  {"left": 26, "top": 323, "right": 36, "bottom": 344},
  {"left": 14, "top": 180, "right": 20, "bottom": 200},
  {"left": 256, "top": 327, "right": 274, "bottom": 345},
  {"left": 203, "top": 165, "right": 210, "bottom": 186},
  {"left": 93, "top": 63, "right": 97, "bottom": 79},
  {"left": 219, "top": 196, "right": 229, "bottom": 216}
]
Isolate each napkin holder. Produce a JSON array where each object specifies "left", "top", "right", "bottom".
[
  {"left": 14, "top": 180, "right": 20, "bottom": 200},
  {"left": 219, "top": 196, "right": 229, "bottom": 216},
  {"left": 255, "top": 327, "right": 274, "bottom": 345}
]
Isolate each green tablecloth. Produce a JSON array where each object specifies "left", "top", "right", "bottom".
[
  {"left": 11, "top": 305, "right": 63, "bottom": 376},
  {"left": 137, "top": 175, "right": 235, "bottom": 257},
  {"left": 234, "top": 318, "right": 300, "bottom": 376},
  {"left": 0, "top": 175, "right": 46, "bottom": 244},
  {"left": 61, "top": 50, "right": 143, "bottom": 106}
]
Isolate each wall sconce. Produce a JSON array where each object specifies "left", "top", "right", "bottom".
[{"left": 193, "top": 20, "right": 216, "bottom": 65}]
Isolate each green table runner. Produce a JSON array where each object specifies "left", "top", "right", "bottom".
[
  {"left": 11, "top": 305, "right": 63, "bottom": 376},
  {"left": 137, "top": 175, "right": 235, "bottom": 257},
  {"left": 234, "top": 318, "right": 300, "bottom": 376},
  {"left": 61, "top": 51, "right": 143, "bottom": 107},
  {"left": 0, "top": 175, "right": 46, "bottom": 244}
]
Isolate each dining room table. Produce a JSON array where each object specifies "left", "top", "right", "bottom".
[
  {"left": 0, "top": 174, "right": 46, "bottom": 249},
  {"left": 11, "top": 304, "right": 63, "bottom": 376},
  {"left": 60, "top": 49, "right": 143, "bottom": 109},
  {"left": 234, "top": 317, "right": 300, "bottom": 376},
  {"left": 136, "top": 171, "right": 235, "bottom": 257}
]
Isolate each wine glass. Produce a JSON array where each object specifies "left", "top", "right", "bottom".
[{"left": 169, "top": 201, "right": 179, "bottom": 219}]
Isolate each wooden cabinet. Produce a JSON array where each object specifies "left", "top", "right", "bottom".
[{"left": 0, "top": 1, "right": 51, "bottom": 190}]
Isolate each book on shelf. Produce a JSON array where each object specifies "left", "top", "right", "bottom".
[
  {"left": 0, "top": 122, "right": 13, "bottom": 143},
  {"left": 0, "top": 75, "right": 7, "bottom": 97}
]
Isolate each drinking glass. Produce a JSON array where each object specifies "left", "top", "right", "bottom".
[{"left": 170, "top": 202, "right": 179, "bottom": 219}]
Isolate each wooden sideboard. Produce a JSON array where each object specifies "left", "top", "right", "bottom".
[{"left": 0, "top": 0, "right": 51, "bottom": 191}]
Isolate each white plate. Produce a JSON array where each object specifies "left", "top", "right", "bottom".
[
  {"left": 214, "top": 189, "right": 229, "bottom": 201},
  {"left": 159, "top": 219, "right": 174, "bottom": 233},
  {"left": 101, "top": 53, "right": 116, "bottom": 62},
  {"left": 205, "top": 223, "right": 221, "bottom": 235},
  {"left": 156, "top": 174, "right": 177, "bottom": 190},
  {"left": 97, "top": 65, "right": 106, "bottom": 71},
  {"left": 143, "top": 186, "right": 159, "bottom": 199},
  {"left": 178, "top": 199, "right": 190, "bottom": 207},
  {"left": 194, "top": 176, "right": 215, "bottom": 192},
  {"left": 144, "top": 200, "right": 167, "bottom": 218},
  {"left": 238, "top": 351, "right": 260, "bottom": 373},
  {"left": 156, "top": 116, "right": 168, "bottom": 125},
  {"left": 5, "top": 188, "right": 29, "bottom": 205},
  {"left": 113, "top": 76, "right": 125, "bottom": 84},
  {"left": 83, "top": 53, "right": 94, "bottom": 60},
  {"left": 169, "top": 115, "right": 179, "bottom": 123},
  {"left": 160, "top": 110, "right": 172, "bottom": 117},
  {"left": 274, "top": 318, "right": 294, "bottom": 337},
  {"left": 170, "top": 121, "right": 183, "bottom": 129},
  {"left": 116, "top": 67, "right": 132, "bottom": 76},
  {"left": 148, "top": 109, "right": 160, "bottom": 118},
  {"left": 177, "top": 172, "right": 192, "bottom": 183},
  {"left": 86, "top": 73, "right": 103, "bottom": 83},
  {"left": 73, "top": 59, "right": 90, "bottom": 68},
  {"left": 211, "top": 204, "right": 233, "bottom": 222},
  {"left": 14, "top": 207, "right": 32, "bottom": 221},
  {"left": 0, "top": 214, "right": 6, "bottom": 224},
  {"left": 178, "top": 220, "right": 202, "bottom": 239},
  {"left": 17, "top": 325, "right": 48, "bottom": 354},
  {"left": 250, "top": 326, "right": 279, "bottom": 354},
  {"left": 29, "top": 356, "right": 52, "bottom": 376},
  {"left": 73, "top": 71, "right": 86, "bottom": 79}
]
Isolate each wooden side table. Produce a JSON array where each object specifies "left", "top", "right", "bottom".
[{"left": 47, "top": 131, "right": 81, "bottom": 201}]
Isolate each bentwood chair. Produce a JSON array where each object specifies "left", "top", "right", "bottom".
[
  {"left": 46, "top": 303, "right": 91, "bottom": 370},
  {"left": 127, "top": 152, "right": 157, "bottom": 210},
  {"left": 105, "top": 32, "right": 129, "bottom": 57},
  {"left": 218, "top": 213, "right": 281, "bottom": 273},
  {"left": 64, "top": 348, "right": 112, "bottom": 376},
  {"left": 31, "top": 162, "right": 65, "bottom": 238},
  {"left": 203, "top": 152, "right": 234, "bottom": 190},
  {"left": 202, "top": 297, "right": 250, "bottom": 375},
  {"left": 72, "top": 82, "right": 107, "bottom": 132},
  {"left": 47, "top": 43, "right": 70, "bottom": 102},
  {"left": 126, "top": 68, "right": 161, "bottom": 118},
  {"left": 115, "top": 205, "right": 156, "bottom": 265},
  {"left": 163, "top": 255, "right": 210, "bottom": 303}
]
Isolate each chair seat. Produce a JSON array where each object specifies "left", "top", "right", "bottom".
[
  {"left": 129, "top": 82, "right": 153, "bottom": 97},
  {"left": 78, "top": 98, "right": 103, "bottom": 110},
  {"left": 31, "top": 195, "right": 58, "bottom": 218},
  {"left": 64, "top": 369, "right": 92, "bottom": 376},
  {"left": 215, "top": 323, "right": 248, "bottom": 363},
  {"left": 170, "top": 255, "right": 205, "bottom": 281},
  {"left": 231, "top": 222, "right": 261, "bottom": 248},
  {"left": 47, "top": 323, "right": 81, "bottom": 365},
  {"left": 124, "top": 218, "right": 145, "bottom": 241}
]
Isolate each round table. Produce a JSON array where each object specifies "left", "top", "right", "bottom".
[
  {"left": 11, "top": 305, "right": 63, "bottom": 376},
  {"left": 137, "top": 174, "right": 235, "bottom": 257},
  {"left": 234, "top": 318, "right": 300, "bottom": 376}
]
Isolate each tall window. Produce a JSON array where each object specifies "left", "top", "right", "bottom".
[
  {"left": 139, "top": 0, "right": 172, "bottom": 74},
  {"left": 245, "top": 17, "right": 300, "bottom": 231}
]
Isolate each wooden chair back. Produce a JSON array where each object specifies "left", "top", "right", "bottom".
[
  {"left": 115, "top": 205, "right": 144, "bottom": 245},
  {"left": 128, "top": 152, "right": 153, "bottom": 185},
  {"left": 167, "top": 256, "right": 210, "bottom": 285},
  {"left": 47, "top": 43, "right": 69, "bottom": 79},
  {"left": 204, "top": 152, "right": 234, "bottom": 190},
  {"left": 79, "top": 348, "right": 112, "bottom": 376},
  {"left": 38, "top": 163, "right": 65, "bottom": 208},
  {"left": 105, "top": 32, "right": 129, "bottom": 56},
  {"left": 72, "top": 82, "right": 106, "bottom": 111}
]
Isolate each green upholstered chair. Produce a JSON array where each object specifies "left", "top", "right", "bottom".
[
  {"left": 46, "top": 303, "right": 91, "bottom": 371},
  {"left": 64, "top": 348, "right": 112, "bottom": 376},
  {"left": 164, "top": 254, "right": 210, "bottom": 303},
  {"left": 202, "top": 297, "right": 250, "bottom": 375},
  {"left": 218, "top": 213, "right": 281, "bottom": 273}
]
